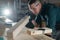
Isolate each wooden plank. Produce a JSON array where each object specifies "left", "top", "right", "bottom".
[
  {"left": 14, "top": 27, "right": 54, "bottom": 40},
  {"left": 15, "top": 33, "right": 37, "bottom": 40},
  {"left": 26, "top": 28, "right": 52, "bottom": 35},
  {"left": 32, "top": 35, "right": 55, "bottom": 40},
  {"left": 6, "top": 16, "right": 30, "bottom": 40}
]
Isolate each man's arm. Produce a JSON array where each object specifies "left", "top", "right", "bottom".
[
  {"left": 48, "top": 6, "right": 57, "bottom": 29},
  {"left": 47, "top": 6, "right": 57, "bottom": 37},
  {"left": 32, "top": 20, "right": 40, "bottom": 29},
  {"left": 26, "top": 12, "right": 36, "bottom": 28}
]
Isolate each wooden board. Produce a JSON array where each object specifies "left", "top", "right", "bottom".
[
  {"left": 14, "top": 27, "right": 54, "bottom": 40},
  {"left": 27, "top": 27, "right": 52, "bottom": 35}
]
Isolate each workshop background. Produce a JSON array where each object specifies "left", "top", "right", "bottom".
[{"left": 0, "top": 0, "right": 60, "bottom": 22}]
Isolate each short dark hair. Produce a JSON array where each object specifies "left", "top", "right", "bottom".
[{"left": 28, "top": 0, "right": 39, "bottom": 5}]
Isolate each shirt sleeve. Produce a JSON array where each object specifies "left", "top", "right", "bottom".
[
  {"left": 47, "top": 6, "right": 57, "bottom": 29},
  {"left": 29, "top": 13, "right": 36, "bottom": 22}
]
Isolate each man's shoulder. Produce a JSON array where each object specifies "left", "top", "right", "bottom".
[
  {"left": 43, "top": 3, "right": 56, "bottom": 8},
  {"left": 40, "top": 3, "right": 57, "bottom": 16},
  {"left": 45, "top": 3, "right": 54, "bottom": 5}
]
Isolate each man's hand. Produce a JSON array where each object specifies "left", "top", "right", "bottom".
[
  {"left": 32, "top": 20, "right": 36, "bottom": 26},
  {"left": 34, "top": 27, "right": 39, "bottom": 30},
  {"left": 32, "top": 20, "right": 39, "bottom": 29},
  {"left": 41, "top": 21, "right": 46, "bottom": 28}
]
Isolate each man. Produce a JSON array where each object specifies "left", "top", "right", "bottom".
[{"left": 26, "top": 0, "right": 60, "bottom": 39}]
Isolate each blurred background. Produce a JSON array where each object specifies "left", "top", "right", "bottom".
[{"left": 0, "top": 0, "right": 60, "bottom": 22}]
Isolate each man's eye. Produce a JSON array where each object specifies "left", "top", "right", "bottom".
[{"left": 36, "top": 3, "right": 39, "bottom": 7}]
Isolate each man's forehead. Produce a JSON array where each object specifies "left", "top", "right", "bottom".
[{"left": 34, "top": 1, "right": 40, "bottom": 5}]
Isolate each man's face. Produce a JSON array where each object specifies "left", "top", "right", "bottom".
[{"left": 28, "top": 2, "right": 42, "bottom": 15}]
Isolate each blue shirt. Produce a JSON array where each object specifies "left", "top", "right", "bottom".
[{"left": 35, "top": 3, "right": 60, "bottom": 29}]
